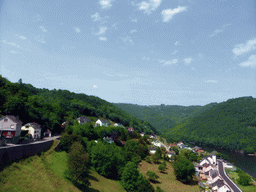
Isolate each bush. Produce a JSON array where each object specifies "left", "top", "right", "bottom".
[
  {"left": 238, "top": 172, "right": 251, "bottom": 186},
  {"left": 158, "top": 163, "right": 166, "bottom": 173},
  {"left": 146, "top": 171, "right": 159, "bottom": 182},
  {"left": 145, "top": 156, "right": 151, "bottom": 163}
]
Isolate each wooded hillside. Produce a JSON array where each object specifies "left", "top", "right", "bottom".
[
  {"left": 114, "top": 98, "right": 256, "bottom": 153},
  {"left": 0, "top": 75, "right": 157, "bottom": 134}
]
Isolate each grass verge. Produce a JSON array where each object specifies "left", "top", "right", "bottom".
[{"left": 226, "top": 168, "right": 256, "bottom": 192}]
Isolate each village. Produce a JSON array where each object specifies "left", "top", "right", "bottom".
[{"left": 0, "top": 115, "right": 241, "bottom": 192}]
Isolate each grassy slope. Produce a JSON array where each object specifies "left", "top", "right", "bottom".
[
  {"left": 138, "top": 159, "right": 200, "bottom": 192},
  {"left": 48, "top": 150, "right": 126, "bottom": 192},
  {"left": 0, "top": 140, "right": 126, "bottom": 192},
  {"left": 0, "top": 140, "right": 80, "bottom": 192}
]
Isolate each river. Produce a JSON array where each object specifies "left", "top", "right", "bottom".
[{"left": 201, "top": 146, "right": 256, "bottom": 178}]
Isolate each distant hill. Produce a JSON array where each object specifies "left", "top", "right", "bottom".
[
  {"left": 113, "top": 103, "right": 202, "bottom": 134},
  {"left": 114, "top": 98, "right": 256, "bottom": 153},
  {"left": 0, "top": 75, "right": 157, "bottom": 134}
]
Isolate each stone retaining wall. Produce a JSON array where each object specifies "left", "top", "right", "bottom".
[{"left": 0, "top": 140, "right": 53, "bottom": 164}]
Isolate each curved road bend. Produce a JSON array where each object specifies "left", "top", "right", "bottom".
[{"left": 217, "top": 160, "right": 242, "bottom": 192}]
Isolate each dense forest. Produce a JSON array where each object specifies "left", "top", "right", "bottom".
[
  {"left": 112, "top": 103, "right": 202, "bottom": 133},
  {"left": 114, "top": 98, "right": 256, "bottom": 153},
  {"left": 0, "top": 75, "right": 157, "bottom": 134}
]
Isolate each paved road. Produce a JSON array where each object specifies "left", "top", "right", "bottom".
[{"left": 217, "top": 160, "right": 242, "bottom": 192}]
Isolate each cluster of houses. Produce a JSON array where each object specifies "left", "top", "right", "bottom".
[
  {"left": 0, "top": 115, "right": 52, "bottom": 143},
  {"left": 194, "top": 153, "right": 232, "bottom": 192}
]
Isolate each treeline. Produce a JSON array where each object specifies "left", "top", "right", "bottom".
[
  {"left": 166, "top": 97, "right": 256, "bottom": 153},
  {"left": 0, "top": 75, "right": 157, "bottom": 134}
]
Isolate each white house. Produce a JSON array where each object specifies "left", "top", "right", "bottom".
[
  {"left": 95, "top": 119, "right": 110, "bottom": 127},
  {"left": 114, "top": 123, "right": 124, "bottom": 127},
  {"left": 0, "top": 115, "right": 22, "bottom": 138},
  {"left": 149, "top": 147, "right": 157, "bottom": 154},
  {"left": 21, "top": 122, "right": 41, "bottom": 140}
]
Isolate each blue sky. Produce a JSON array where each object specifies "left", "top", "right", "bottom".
[{"left": 1, "top": 0, "right": 256, "bottom": 106}]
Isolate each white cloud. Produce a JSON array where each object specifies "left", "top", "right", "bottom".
[
  {"left": 137, "top": 0, "right": 162, "bottom": 14},
  {"left": 204, "top": 80, "right": 218, "bottom": 83},
  {"left": 174, "top": 41, "right": 179, "bottom": 46},
  {"left": 97, "top": 27, "right": 108, "bottom": 35},
  {"left": 130, "top": 29, "right": 137, "bottom": 34},
  {"left": 210, "top": 29, "right": 224, "bottom": 37},
  {"left": 161, "top": 6, "right": 187, "bottom": 22},
  {"left": 99, "top": 37, "right": 107, "bottom": 41},
  {"left": 157, "top": 59, "right": 165, "bottom": 63},
  {"left": 121, "top": 36, "right": 133, "bottom": 44},
  {"left": 233, "top": 38, "right": 256, "bottom": 56},
  {"left": 2, "top": 40, "right": 22, "bottom": 49},
  {"left": 163, "top": 59, "right": 178, "bottom": 66},
  {"left": 75, "top": 27, "right": 81, "bottom": 33},
  {"left": 35, "top": 35, "right": 46, "bottom": 44},
  {"left": 93, "top": 85, "right": 98, "bottom": 88},
  {"left": 191, "top": 67, "right": 196, "bottom": 71},
  {"left": 184, "top": 57, "right": 193, "bottom": 65},
  {"left": 172, "top": 50, "right": 178, "bottom": 55},
  {"left": 15, "top": 34, "right": 27, "bottom": 40},
  {"left": 92, "top": 12, "right": 101, "bottom": 21},
  {"left": 99, "top": 0, "right": 114, "bottom": 9},
  {"left": 39, "top": 26, "right": 47, "bottom": 32},
  {"left": 132, "top": 19, "right": 138, "bottom": 22},
  {"left": 239, "top": 54, "right": 256, "bottom": 68},
  {"left": 142, "top": 56, "right": 150, "bottom": 60}
]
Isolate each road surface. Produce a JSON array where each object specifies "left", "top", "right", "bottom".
[{"left": 217, "top": 160, "right": 242, "bottom": 192}]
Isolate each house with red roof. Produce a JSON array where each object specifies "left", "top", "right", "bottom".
[{"left": 128, "top": 127, "right": 134, "bottom": 132}]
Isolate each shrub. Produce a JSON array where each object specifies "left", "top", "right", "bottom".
[{"left": 146, "top": 171, "right": 159, "bottom": 182}]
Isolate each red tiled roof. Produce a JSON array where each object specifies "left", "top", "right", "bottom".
[
  {"left": 198, "top": 150, "right": 205, "bottom": 153},
  {"left": 169, "top": 144, "right": 176, "bottom": 147}
]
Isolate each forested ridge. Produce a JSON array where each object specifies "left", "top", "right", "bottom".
[
  {"left": 0, "top": 75, "right": 157, "bottom": 134},
  {"left": 114, "top": 98, "right": 256, "bottom": 153}
]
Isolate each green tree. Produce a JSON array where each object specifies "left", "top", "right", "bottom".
[
  {"left": 238, "top": 172, "right": 251, "bottom": 186},
  {"left": 146, "top": 171, "right": 159, "bottom": 182},
  {"left": 67, "top": 141, "right": 90, "bottom": 186},
  {"left": 121, "top": 162, "right": 154, "bottom": 192},
  {"left": 90, "top": 141, "right": 125, "bottom": 179},
  {"left": 173, "top": 155, "right": 195, "bottom": 183},
  {"left": 158, "top": 162, "right": 167, "bottom": 173},
  {"left": 189, "top": 152, "right": 197, "bottom": 162}
]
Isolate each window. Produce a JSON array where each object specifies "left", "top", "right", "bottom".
[
  {"left": 4, "top": 119, "right": 8, "bottom": 122},
  {"left": 10, "top": 124, "right": 15, "bottom": 129},
  {"left": 8, "top": 132, "right": 11, "bottom": 135}
]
